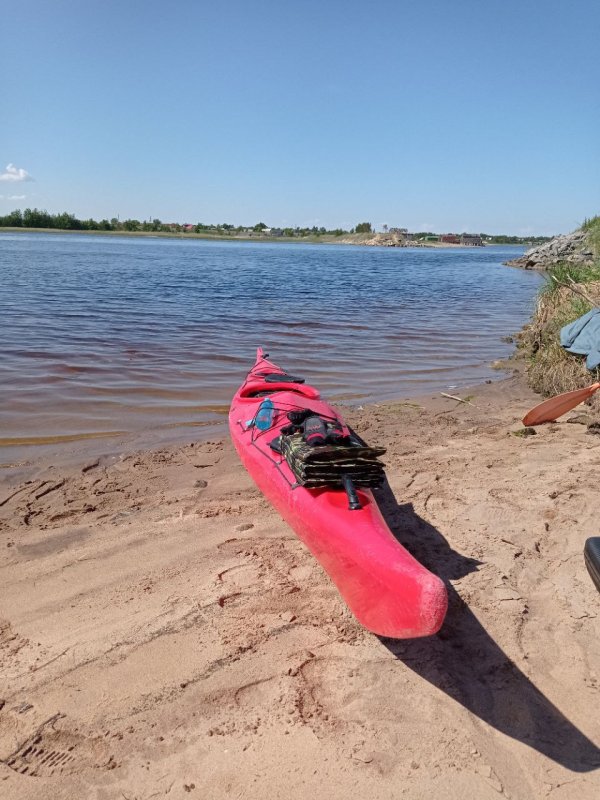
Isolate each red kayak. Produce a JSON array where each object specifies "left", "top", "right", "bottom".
[{"left": 229, "top": 349, "right": 447, "bottom": 638}]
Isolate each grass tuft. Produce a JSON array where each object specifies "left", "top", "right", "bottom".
[
  {"left": 581, "top": 215, "right": 600, "bottom": 258},
  {"left": 519, "top": 262, "right": 600, "bottom": 411}
]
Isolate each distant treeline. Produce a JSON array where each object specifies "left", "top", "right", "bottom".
[
  {"left": 0, "top": 209, "right": 347, "bottom": 237},
  {"left": 0, "top": 208, "right": 551, "bottom": 244},
  {"left": 484, "top": 234, "right": 552, "bottom": 244}
]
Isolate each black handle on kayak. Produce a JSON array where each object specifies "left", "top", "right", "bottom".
[{"left": 341, "top": 474, "right": 362, "bottom": 511}]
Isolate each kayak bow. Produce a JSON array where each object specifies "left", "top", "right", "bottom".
[{"left": 228, "top": 349, "right": 447, "bottom": 638}]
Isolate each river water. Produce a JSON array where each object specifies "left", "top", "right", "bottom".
[{"left": 0, "top": 233, "right": 542, "bottom": 458}]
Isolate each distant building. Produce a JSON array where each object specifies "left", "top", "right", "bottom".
[
  {"left": 183, "top": 224, "right": 195, "bottom": 231},
  {"left": 460, "top": 234, "right": 483, "bottom": 246},
  {"left": 441, "top": 233, "right": 460, "bottom": 244}
]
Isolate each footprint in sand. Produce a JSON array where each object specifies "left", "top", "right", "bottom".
[
  {"left": 288, "top": 564, "right": 314, "bottom": 582},
  {"left": 217, "top": 563, "right": 262, "bottom": 589},
  {"left": 234, "top": 676, "right": 281, "bottom": 709},
  {"left": 299, "top": 656, "right": 424, "bottom": 725},
  {"left": 5, "top": 728, "right": 111, "bottom": 778}
]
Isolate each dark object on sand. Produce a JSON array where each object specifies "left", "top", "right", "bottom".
[{"left": 584, "top": 538, "right": 600, "bottom": 593}]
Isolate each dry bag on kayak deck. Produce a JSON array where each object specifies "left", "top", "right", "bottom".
[{"left": 280, "top": 431, "right": 386, "bottom": 488}]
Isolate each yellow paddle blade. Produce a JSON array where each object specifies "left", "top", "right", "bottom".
[{"left": 523, "top": 382, "right": 600, "bottom": 426}]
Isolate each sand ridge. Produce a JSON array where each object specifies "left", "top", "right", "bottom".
[{"left": 0, "top": 374, "right": 599, "bottom": 799}]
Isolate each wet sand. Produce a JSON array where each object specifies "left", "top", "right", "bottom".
[{"left": 1, "top": 371, "right": 599, "bottom": 799}]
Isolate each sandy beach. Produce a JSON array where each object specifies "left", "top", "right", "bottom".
[{"left": 1, "top": 369, "right": 599, "bottom": 799}]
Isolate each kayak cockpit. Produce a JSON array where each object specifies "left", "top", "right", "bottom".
[{"left": 238, "top": 382, "right": 320, "bottom": 401}]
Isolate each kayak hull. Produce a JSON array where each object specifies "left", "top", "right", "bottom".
[{"left": 229, "top": 350, "right": 447, "bottom": 638}]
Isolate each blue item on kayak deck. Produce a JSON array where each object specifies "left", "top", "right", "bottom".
[
  {"left": 560, "top": 308, "right": 600, "bottom": 370},
  {"left": 254, "top": 398, "right": 275, "bottom": 430}
]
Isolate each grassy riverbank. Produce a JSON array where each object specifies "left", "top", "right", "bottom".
[
  {"left": 0, "top": 226, "right": 308, "bottom": 243},
  {"left": 0, "top": 226, "right": 418, "bottom": 246},
  {"left": 519, "top": 218, "right": 600, "bottom": 408},
  {"left": 0, "top": 226, "right": 521, "bottom": 248}
]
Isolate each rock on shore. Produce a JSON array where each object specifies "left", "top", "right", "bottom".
[
  {"left": 506, "top": 229, "right": 594, "bottom": 270},
  {"left": 335, "top": 232, "right": 444, "bottom": 247},
  {"left": 336, "top": 231, "right": 410, "bottom": 247}
]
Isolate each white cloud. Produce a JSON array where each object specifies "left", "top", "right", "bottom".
[
  {"left": 0, "top": 163, "right": 34, "bottom": 182},
  {"left": 9, "top": 194, "right": 27, "bottom": 200}
]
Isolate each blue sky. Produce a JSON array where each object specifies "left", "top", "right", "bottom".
[{"left": 2, "top": 0, "right": 599, "bottom": 234}]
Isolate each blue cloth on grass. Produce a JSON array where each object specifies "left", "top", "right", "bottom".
[{"left": 560, "top": 308, "right": 600, "bottom": 369}]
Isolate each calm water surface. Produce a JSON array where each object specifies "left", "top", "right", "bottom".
[{"left": 0, "top": 233, "right": 541, "bottom": 455}]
